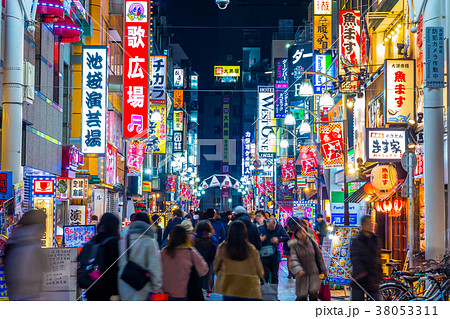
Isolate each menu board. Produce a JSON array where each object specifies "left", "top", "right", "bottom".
[
  {"left": 42, "top": 248, "right": 77, "bottom": 300},
  {"left": 321, "top": 237, "right": 332, "bottom": 269},
  {"left": 326, "top": 226, "right": 360, "bottom": 285},
  {"left": 63, "top": 225, "right": 95, "bottom": 248}
]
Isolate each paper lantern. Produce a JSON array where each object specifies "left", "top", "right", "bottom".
[
  {"left": 371, "top": 165, "right": 397, "bottom": 191},
  {"left": 393, "top": 198, "right": 403, "bottom": 213},
  {"left": 364, "top": 182, "right": 377, "bottom": 195},
  {"left": 383, "top": 200, "right": 392, "bottom": 213}
]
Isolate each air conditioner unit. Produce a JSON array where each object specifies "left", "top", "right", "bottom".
[{"left": 23, "top": 61, "right": 35, "bottom": 105}]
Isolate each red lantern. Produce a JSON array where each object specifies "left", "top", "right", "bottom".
[
  {"left": 393, "top": 198, "right": 403, "bottom": 213},
  {"left": 364, "top": 182, "right": 377, "bottom": 195},
  {"left": 383, "top": 200, "right": 392, "bottom": 213},
  {"left": 374, "top": 201, "right": 381, "bottom": 213}
]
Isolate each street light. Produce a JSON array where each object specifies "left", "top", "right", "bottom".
[
  {"left": 284, "top": 112, "right": 296, "bottom": 126},
  {"left": 299, "top": 79, "right": 314, "bottom": 97},
  {"left": 150, "top": 109, "right": 162, "bottom": 122},
  {"left": 299, "top": 120, "right": 311, "bottom": 134},
  {"left": 280, "top": 138, "right": 289, "bottom": 149},
  {"left": 319, "top": 91, "right": 334, "bottom": 108}
]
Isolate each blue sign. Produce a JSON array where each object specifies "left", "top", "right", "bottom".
[
  {"left": 331, "top": 213, "right": 357, "bottom": 225},
  {"left": 0, "top": 266, "right": 8, "bottom": 300},
  {"left": 0, "top": 171, "right": 13, "bottom": 200}
]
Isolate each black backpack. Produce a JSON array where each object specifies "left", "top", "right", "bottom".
[{"left": 77, "top": 236, "right": 115, "bottom": 289}]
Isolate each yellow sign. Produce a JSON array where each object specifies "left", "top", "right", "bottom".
[
  {"left": 142, "top": 181, "right": 151, "bottom": 192},
  {"left": 174, "top": 111, "right": 183, "bottom": 131},
  {"left": 174, "top": 90, "right": 183, "bottom": 109},
  {"left": 314, "top": 15, "right": 332, "bottom": 52},
  {"left": 149, "top": 104, "right": 167, "bottom": 154},
  {"left": 214, "top": 66, "right": 240, "bottom": 77},
  {"left": 34, "top": 197, "right": 54, "bottom": 248}
]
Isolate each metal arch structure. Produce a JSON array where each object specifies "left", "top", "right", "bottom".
[{"left": 198, "top": 174, "right": 243, "bottom": 191}]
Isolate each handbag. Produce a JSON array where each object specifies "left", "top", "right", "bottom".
[
  {"left": 120, "top": 234, "right": 151, "bottom": 291},
  {"left": 187, "top": 249, "right": 205, "bottom": 301},
  {"left": 318, "top": 279, "right": 331, "bottom": 301},
  {"left": 260, "top": 245, "right": 276, "bottom": 258},
  {"left": 149, "top": 293, "right": 169, "bottom": 301},
  {"left": 261, "top": 279, "right": 278, "bottom": 301}
]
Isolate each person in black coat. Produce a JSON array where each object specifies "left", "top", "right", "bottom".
[
  {"left": 258, "top": 218, "right": 289, "bottom": 285},
  {"left": 151, "top": 214, "right": 163, "bottom": 247},
  {"left": 313, "top": 214, "right": 328, "bottom": 246},
  {"left": 233, "top": 206, "right": 261, "bottom": 251},
  {"left": 162, "top": 209, "right": 183, "bottom": 241},
  {"left": 350, "top": 215, "right": 382, "bottom": 301},
  {"left": 84, "top": 213, "right": 120, "bottom": 301},
  {"left": 205, "top": 208, "right": 226, "bottom": 243}
]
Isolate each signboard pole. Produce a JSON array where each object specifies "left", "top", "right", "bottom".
[
  {"left": 408, "top": 152, "right": 414, "bottom": 268},
  {"left": 122, "top": 140, "right": 128, "bottom": 222},
  {"left": 343, "top": 96, "right": 349, "bottom": 226}
]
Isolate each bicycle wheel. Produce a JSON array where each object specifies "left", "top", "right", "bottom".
[{"left": 380, "top": 283, "right": 414, "bottom": 301}]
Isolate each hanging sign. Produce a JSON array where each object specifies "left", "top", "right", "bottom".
[
  {"left": 242, "top": 131, "right": 252, "bottom": 176},
  {"left": 166, "top": 174, "right": 177, "bottom": 193},
  {"left": 174, "top": 68, "right": 184, "bottom": 88},
  {"left": 71, "top": 178, "right": 88, "bottom": 199},
  {"left": 149, "top": 55, "right": 167, "bottom": 104},
  {"left": 371, "top": 165, "right": 398, "bottom": 191},
  {"left": 339, "top": 10, "right": 360, "bottom": 93},
  {"left": 173, "top": 131, "right": 184, "bottom": 152},
  {"left": 314, "top": 54, "right": 333, "bottom": 94},
  {"left": 174, "top": 90, "right": 183, "bottom": 109},
  {"left": 0, "top": 172, "right": 13, "bottom": 201},
  {"left": 223, "top": 96, "right": 230, "bottom": 172},
  {"left": 81, "top": 46, "right": 108, "bottom": 153},
  {"left": 106, "top": 143, "right": 117, "bottom": 185},
  {"left": 258, "top": 86, "right": 276, "bottom": 153},
  {"left": 425, "top": 27, "right": 444, "bottom": 88},
  {"left": 174, "top": 111, "right": 184, "bottom": 131},
  {"left": 34, "top": 179, "right": 55, "bottom": 194},
  {"left": 385, "top": 59, "right": 415, "bottom": 124},
  {"left": 319, "top": 123, "right": 344, "bottom": 168},
  {"left": 127, "top": 141, "right": 145, "bottom": 171},
  {"left": 280, "top": 158, "right": 295, "bottom": 183},
  {"left": 214, "top": 66, "right": 240, "bottom": 77},
  {"left": 264, "top": 178, "right": 274, "bottom": 195},
  {"left": 68, "top": 205, "right": 87, "bottom": 226},
  {"left": 314, "top": 0, "right": 332, "bottom": 15},
  {"left": 314, "top": 15, "right": 332, "bottom": 52},
  {"left": 123, "top": 1, "right": 149, "bottom": 138},
  {"left": 288, "top": 44, "right": 313, "bottom": 103},
  {"left": 300, "top": 146, "right": 318, "bottom": 177},
  {"left": 293, "top": 200, "right": 317, "bottom": 219},
  {"left": 147, "top": 104, "right": 167, "bottom": 153},
  {"left": 366, "top": 129, "right": 406, "bottom": 161},
  {"left": 274, "top": 58, "right": 289, "bottom": 118}
]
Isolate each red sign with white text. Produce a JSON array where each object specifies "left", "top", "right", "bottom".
[
  {"left": 300, "top": 146, "right": 318, "bottom": 177},
  {"left": 127, "top": 141, "right": 145, "bottom": 171},
  {"left": 166, "top": 174, "right": 177, "bottom": 193},
  {"left": 338, "top": 10, "right": 360, "bottom": 93},
  {"left": 280, "top": 158, "right": 295, "bottom": 183},
  {"left": 123, "top": 1, "right": 149, "bottom": 138},
  {"left": 319, "top": 123, "right": 344, "bottom": 168}
]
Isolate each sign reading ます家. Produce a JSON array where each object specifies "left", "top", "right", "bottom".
[
  {"left": 385, "top": 59, "right": 415, "bottom": 124},
  {"left": 366, "top": 129, "right": 406, "bottom": 161}
]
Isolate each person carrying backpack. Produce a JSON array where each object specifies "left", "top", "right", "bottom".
[{"left": 77, "top": 213, "right": 120, "bottom": 301}]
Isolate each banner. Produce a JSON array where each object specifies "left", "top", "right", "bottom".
[
  {"left": 300, "top": 146, "right": 318, "bottom": 177},
  {"left": 288, "top": 44, "right": 313, "bottom": 104},
  {"left": 274, "top": 58, "right": 289, "bottom": 118},
  {"left": 81, "top": 46, "right": 108, "bottom": 153},
  {"left": 242, "top": 131, "right": 252, "bottom": 176},
  {"left": 258, "top": 86, "right": 276, "bottom": 153},
  {"left": 174, "top": 68, "right": 184, "bottom": 88},
  {"left": 385, "top": 59, "right": 415, "bottom": 124},
  {"left": 339, "top": 10, "right": 360, "bottom": 93},
  {"left": 127, "top": 141, "right": 145, "bottom": 171},
  {"left": 256, "top": 176, "right": 265, "bottom": 196},
  {"left": 106, "top": 143, "right": 117, "bottom": 185},
  {"left": 264, "top": 178, "right": 274, "bottom": 195},
  {"left": 166, "top": 174, "right": 177, "bottom": 193},
  {"left": 174, "top": 111, "right": 183, "bottom": 131},
  {"left": 314, "top": 15, "right": 332, "bottom": 52},
  {"left": 147, "top": 104, "right": 167, "bottom": 153},
  {"left": 319, "top": 123, "right": 344, "bottom": 168},
  {"left": 124, "top": 1, "right": 149, "bottom": 138},
  {"left": 210, "top": 176, "right": 220, "bottom": 187},
  {"left": 280, "top": 158, "right": 295, "bottom": 183},
  {"left": 223, "top": 96, "right": 230, "bottom": 173},
  {"left": 149, "top": 55, "right": 167, "bottom": 104},
  {"left": 201, "top": 180, "right": 209, "bottom": 190},
  {"left": 174, "top": 90, "right": 183, "bottom": 109},
  {"left": 222, "top": 175, "right": 232, "bottom": 188},
  {"left": 68, "top": 205, "right": 86, "bottom": 226}
]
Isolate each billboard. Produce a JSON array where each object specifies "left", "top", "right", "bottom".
[
  {"left": 274, "top": 58, "right": 289, "bottom": 118},
  {"left": 288, "top": 43, "right": 313, "bottom": 104},
  {"left": 258, "top": 86, "right": 276, "bottom": 153},
  {"left": 149, "top": 55, "right": 167, "bottom": 104}
]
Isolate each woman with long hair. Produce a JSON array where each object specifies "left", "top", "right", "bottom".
[
  {"left": 289, "top": 224, "right": 327, "bottom": 301},
  {"left": 213, "top": 220, "right": 264, "bottom": 301},
  {"left": 161, "top": 225, "right": 208, "bottom": 300},
  {"left": 194, "top": 220, "right": 218, "bottom": 296}
]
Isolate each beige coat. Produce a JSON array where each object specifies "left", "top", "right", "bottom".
[
  {"left": 214, "top": 242, "right": 264, "bottom": 299},
  {"left": 290, "top": 237, "right": 327, "bottom": 298}
]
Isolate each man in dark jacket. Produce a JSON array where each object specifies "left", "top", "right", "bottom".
[
  {"left": 258, "top": 218, "right": 289, "bottom": 285},
  {"left": 350, "top": 215, "right": 382, "bottom": 301},
  {"left": 233, "top": 206, "right": 261, "bottom": 250},
  {"left": 314, "top": 213, "right": 328, "bottom": 246},
  {"left": 162, "top": 209, "right": 183, "bottom": 241},
  {"left": 205, "top": 208, "right": 226, "bottom": 243}
]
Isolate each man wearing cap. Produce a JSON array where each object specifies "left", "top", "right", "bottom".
[{"left": 233, "top": 205, "right": 261, "bottom": 250}]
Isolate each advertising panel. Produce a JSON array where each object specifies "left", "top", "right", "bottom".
[
  {"left": 258, "top": 86, "right": 276, "bottom": 153},
  {"left": 174, "top": 68, "right": 184, "bottom": 88},
  {"left": 147, "top": 104, "right": 167, "bottom": 153},
  {"left": 149, "top": 55, "right": 167, "bottom": 104},
  {"left": 274, "top": 58, "right": 289, "bottom": 118},
  {"left": 106, "top": 143, "right": 117, "bottom": 185},
  {"left": 63, "top": 225, "right": 96, "bottom": 247},
  {"left": 338, "top": 10, "right": 360, "bottom": 93},
  {"left": 366, "top": 129, "right": 406, "bottom": 161},
  {"left": 288, "top": 43, "right": 313, "bottom": 104},
  {"left": 300, "top": 146, "right": 318, "bottom": 177},
  {"left": 319, "top": 123, "right": 344, "bottom": 168},
  {"left": 314, "top": 15, "right": 332, "bottom": 52},
  {"left": 68, "top": 205, "right": 86, "bottom": 226}
]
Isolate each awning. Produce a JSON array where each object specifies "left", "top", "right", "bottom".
[
  {"left": 37, "top": 0, "right": 65, "bottom": 23},
  {"left": 345, "top": 180, "right": 405, "bottom": 203},
  {"left": 53, "top": 15, "right": 82, "bottom": 43}
]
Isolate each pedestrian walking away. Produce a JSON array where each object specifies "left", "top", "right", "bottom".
[
  {"left": 233, "top": 206, "right": 262, "bottom": 250},
  {"left": 194, "top": 220, "right": 218, "bottom": 296},
  {"left": 162, "top": 209, "right": 184, "bottom": 242},
  {"left": 205, "top": 208, "right": 226, "bottom": 243},
  {"left": 314, "top": 214, "right": 328, "bottom": 246}
]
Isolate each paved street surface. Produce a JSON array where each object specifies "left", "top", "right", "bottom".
[{"left": 207, "top": 260, "right": 349, "bottom": 301}]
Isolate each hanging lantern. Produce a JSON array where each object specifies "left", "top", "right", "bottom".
[
  {"left": 393, "top": 198, "right": 403, "bottom": 213},
  {"left": 374, "top": 201, "right": 383, "bottom": 213},
  {"left": 371, "top": 165, "right": 398, "bottom": 191},
  {"left": 383, "top": 200, "right": 392, "bottom": 213},
  {"left": 37, "top": 0, "right": 65, "bottom": 23},
  {"left": 364, "top": 182, "right": 377, "bottom": 195}
]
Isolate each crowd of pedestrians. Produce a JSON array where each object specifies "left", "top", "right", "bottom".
[{"left": 2, "top": 205, "right": 383, "bottom": 301}]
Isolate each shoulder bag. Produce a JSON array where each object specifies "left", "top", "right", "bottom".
[{"left": 120, "top": 234, "right": 151, "bottom": 291}]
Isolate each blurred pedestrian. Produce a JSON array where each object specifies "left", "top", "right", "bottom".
[
  {"left": 81, "top": 213, "right": 120, "bottom": 301},
  {"left": 4, "top": 210, "right": 47, "bottom": 300},
  {"left": 290, "top": 223, "right": 327, "bottom": 301},
  {"left": 314, "top": 214, "right": 328, "bottom": 246},
  {"left": 161, "top": 225, "right": 208, "bottom": 300},
  {"left": 258, "top": 218, "right": 289, "bottom": 285},
  {"left": 300, "top": 218, "right": 320, "bottom": 243},
  {"left": 214, "top": 220, "right": 264, "bottom": 301},
  {"left": 205, "top": 208, "right": 226, "bottom": 243},
  {"left": 220, "top": 211, "right": 232, "bottom": 232},
  {"left": 350, "top": 215, "right": 382, "bottom": 301},
  {"left": 248, "top": 213, "right": 255, "bottom": 223},
  {"left": 118, "top": 213, "right": 163, "bottom": 300},
  {"left": 151, "top": 214, "right": 163, "bottom": 248},
  {"left": 194, "top": 220, "right": 218, "bottom": 296},
  {"left": 90, "top": 214, "right": 99, "bottom": 226},
  {"left": 233, "top": 206, "right": 261, "bottom": 250},
  {"left": 162, "top": 209, "right": 183, "bottom": 242},
  {"left": 192, "top": 210, "right": 202, "bottom": 228},
  {"left": 181, "top": 219, "right": 196, "bottom": 246},
  {"left": 121, "top": 213, "right": 137, "bottom": 237}
]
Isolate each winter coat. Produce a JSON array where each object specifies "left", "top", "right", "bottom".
[
  {"left": 290, "top": 237, "right": 327, "bottom": 298},
  {"left": 314, "top": 220, "right": 328, "bottom": 244},
  {"left": 118, "top": 221, "right": 163, "bottom": 301},
  {"left": 258, "top": 224, "right": 289, "bottom": 263},
  {"left": 234, "top": 213, "right": 262, "bottom": 250},
  {"left": 195, "top": 234, "right": 218, "bottom": 291},
  {"left": 4, "top": 225, "right": 46, "bottom": 301},
  {"left": 162, "top": 217, "right": 183, "bottom": 241},
  {"left": 208, "top": 218, "right": 226, "bottom": 243},
  {"left": 153, "top": 225, "right": 163, "bottom": 248},
  {"left": 350, "top": 232, "right": 382, "bottom": 292},
  {"left": 161, "top": 245, "right": 208, "bottom": 298},
  {"left": 214, "top": 242, "right": 264, "bottom": 299}
]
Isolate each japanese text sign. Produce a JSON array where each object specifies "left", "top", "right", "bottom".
[
  {"left": 385, "top": 59, "right": 415, "bottom": 124},
  {"left": 223, "top": 96, "right": 230, "bottom": 165},
  {"left": 166, "top": 174, "right": 177, "bottom": 193},
  {"left": 124, "top": 1, "right": 149, "bottom": 138},
  {"left": 149, "top": 55, "right": 167, "bottom": 103},
  {"left": 425, "top": 27, "right": 444, "bottom": 88},
  {"left": 366, "top": 129, "right": 406, "bottom": 161},
  {"left": 319, "top": 123, "right": 344, "bottom": 168},
  {"left": 174, "top": 89, "right": 183, "bottom": 109},
  {"left": 81, "top": 46, "right": 108, "bottom": 153},
  {"left": 147, "top": 104, "right": 167, "bottom": 153},
  {"left": 71, "top": 179, "right": 88, "bottom": 199},
  {"left": 300, "top": 146, "right": 318, "bottom": 177},
  {"left": 314, "top": 0, "right": 332, "bottom": 15},
  {"left": 106, "top": 143, "right": 117, "bottom": 185},
  {"left": 127, "top": 141, "right": 145, "bottom": 171},
  {"left": 242, "top": 131, "right": 252, "bottom": 176},
  {"left": 63, "top": 225, "right": 95, "bottom": 248},
  {"left": 339, "top": 10, "right": 360, "bottom": 93},
  {"left": 214, "top": 66, "right": 240, "bottom": 77},
  {"left": 314, "top": 15, "right": 332, "bottom": 52},
  {"left": 258, "top": 86, "right": 277, "bottom": 153},
  {"left": 274, "top": 58, "right": 289, "bottom": 118},
  {"left": 264, "top": 178, "right": 274, "bottom": 195},
  {"left": 288, "top": 44, "right": 313, "bottom": 103},
  {"left": 68, "top": 205, "right": 86, "bottom": 226},
  {"left": 0, "top": 172, "right": 13, "bottom": 200},
  {"left": 314, "top": 54, "right": 333, "bottom": 94},
  {"left": 293, "top": 200, "right": 317, "bottom": 219},
  {"left": 173, "top": 131, "right": 183, "bottom": 152},
  {"left": 280, "top": 158, "right": 295, "bottom": 183},
  {"left": 174, "top": 111, "right": 183, "bottom": 131},
  {"left": 174, "top": 68, "right": 184, "bottom": 88}
]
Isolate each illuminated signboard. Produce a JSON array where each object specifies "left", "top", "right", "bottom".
[
  {"left": 214, "top": 66, "right": 240, "bottom": 77},
  {"left": 149, "top": 55, "right": 167, "bottom": 104}
]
